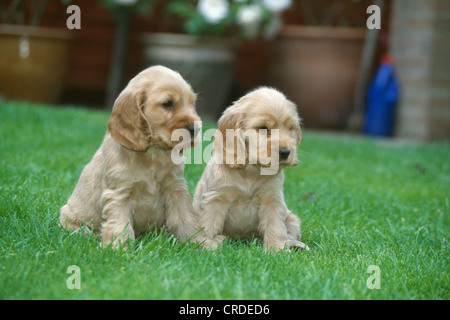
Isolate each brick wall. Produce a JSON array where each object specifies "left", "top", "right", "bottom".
[{"left": 390, "top": 0, "right": 450, "bottom": 141}]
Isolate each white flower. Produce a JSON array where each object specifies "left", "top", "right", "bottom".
[
  {"left": 237, "top": 4, "right": 263, "bottom": 38},
  {"left": 237, "top": 4, "right": 262, "bottom": 25},
  {"left": 263, "top": 14, "right": 282, "bottom": 39},
  {"left": 114, "top": 0, "right": 138, "bottom": 5},
  {"left": 262, "top": 0, "right": 292, "bottom": 13},
  {"left": 198, "top": 0, "right": 230, "bottom": 25}
]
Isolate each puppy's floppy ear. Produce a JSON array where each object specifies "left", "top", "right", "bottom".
[
  {"left": 214, "top": 106, "right": 246, "bottom": 168},
  {"left": 288, "top": 100, "right": 302, "bottom": 148},
  {"left": 296, "top": 116, "right": 303, "bottom": 148},
  {"left": 107, "top": 89, "right": 152, "bottom": 152}
]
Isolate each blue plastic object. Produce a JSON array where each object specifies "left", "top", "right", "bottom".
[{"left": 363, "top": 54, "right": 400, "bottom": 137}]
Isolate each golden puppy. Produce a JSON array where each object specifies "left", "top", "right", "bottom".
[
  {"left": 60, "top": 65, "right": 219, "bottom": 249},
  {"left": 193, "top": 87, "right": 308, "bottom": 252}
]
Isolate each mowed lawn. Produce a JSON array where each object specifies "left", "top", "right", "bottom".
[{"left": 0, "top": 102, "right": 448, "bottom": 300}]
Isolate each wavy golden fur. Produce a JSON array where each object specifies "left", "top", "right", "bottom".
[
  {"left": 60, "top": 66, "right": 220, "bottom": 249},
  {"left": 193, "top": 87, "right": 308, "bottom": 251}
]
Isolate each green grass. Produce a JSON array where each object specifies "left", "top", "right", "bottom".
[{"left": 1, "top": 101, "right": 449, "bottom": 300}]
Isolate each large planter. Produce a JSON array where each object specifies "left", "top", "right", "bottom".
[
  {"left": 0, "top": 25, "right": 72, "bottom": 104},
  {"left": 267, "top": 26, "right": 365, "bottom": 129},
  {"left": 141, "top": 32, "right": 236, "bottom": 122}
]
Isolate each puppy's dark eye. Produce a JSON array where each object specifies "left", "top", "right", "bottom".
[
  {"left": 162, "top": 100, "right": 174, "bottom": 109},
  {"left": 258, "top": 126, "right": 268, "bottom": 131}
]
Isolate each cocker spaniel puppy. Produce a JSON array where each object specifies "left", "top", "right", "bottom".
[
  {"left": 60, "top": 65, "right": 220, "bottom": 249},
  {"left": 193, "top": 87, "right": 308, "bottom": 252}
]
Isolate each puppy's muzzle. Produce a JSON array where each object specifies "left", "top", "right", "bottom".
[
  {"left": 186, "top": 124, "right": 196, "bottom": 137},
  {"left": 279, "top": 148, "right": 291, "bottom": 161}
]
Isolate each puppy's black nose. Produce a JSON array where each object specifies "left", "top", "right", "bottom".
[
  {"left": 186, "top": 124, "right": 196, "bottom": 137},
  {"left": 279, "top": 148, "right": 291, "bottom": 160}
]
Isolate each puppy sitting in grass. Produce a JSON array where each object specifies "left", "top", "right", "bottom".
[
  {"left": 60, "top": 65, "right": 220, "bottom": 250},
  {"left": 193, "top": 87, "right": 309, "bottom": 252}
]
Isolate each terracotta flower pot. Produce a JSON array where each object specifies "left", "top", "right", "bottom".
[
  {"left": 141, "top": 32, "right": 236, "bottom": 122},
  {"left": 0, "top": 25, "right": 72, "bottom": 104},
  {"left": 267, "top": 25, "right": 365, "bottom": 129}
]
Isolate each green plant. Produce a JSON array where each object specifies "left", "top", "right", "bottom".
[{"left": 165, "top": 0, "right": 293, "bottom": 39}]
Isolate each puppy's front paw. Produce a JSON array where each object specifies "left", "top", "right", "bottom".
[
  {"left": 284, "top": 240, "right": 309, "bottom": 252},
  {"left": 267, "top": 240, "right": 309, "bottom": 252},
  {"left": 200, "top": 235, "right": 226, "bottom": 250},
  {"left": 100, "top": 237, "right": 132, "bottom": 251}
]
